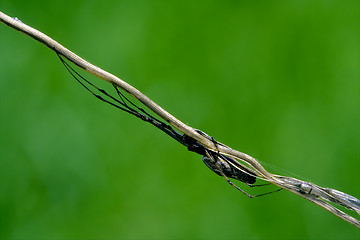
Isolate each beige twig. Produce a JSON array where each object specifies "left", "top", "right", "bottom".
[{"left": 1, "top": 11, "right": 359, "bottom": 228}]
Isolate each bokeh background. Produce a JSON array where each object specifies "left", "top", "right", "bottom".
[{"left": 1, "top": 1, "right": 359, "bottom": 239}]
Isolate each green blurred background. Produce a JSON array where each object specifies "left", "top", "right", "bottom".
[{"left": 1, "top": 0, "right": 359, "bottom": 239}]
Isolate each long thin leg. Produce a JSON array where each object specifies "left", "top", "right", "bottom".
[
  {"left": 248, "top": 183, "right": 272, "bottom": 187},
  {"left": 205, "top": 147, "right": 282, "bottom": 198},
  {"left": 204, "top": 150, "right": 255, "bottom": 198},
  {"left": 221, "top": 163, "right": 282, "bottom": 197}
]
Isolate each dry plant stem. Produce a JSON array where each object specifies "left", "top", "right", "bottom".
[
  {"left": 282, "top": 184, "right": 360, "bottom": 228},
  {"left": 1, "top": 11, "right": 359, "bottom": 228}
]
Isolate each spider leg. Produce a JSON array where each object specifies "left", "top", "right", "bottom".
[{"left": 204, "top": 149, "right": 255, "bottom": 198}]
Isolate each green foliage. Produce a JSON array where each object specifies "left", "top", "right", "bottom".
[{"left": 1, "top": 0, "right": 359, "bottom": 239}]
